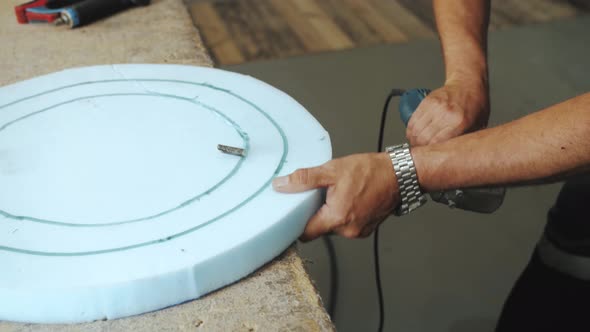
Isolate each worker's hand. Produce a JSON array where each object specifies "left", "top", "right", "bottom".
[
  {"left": 406, "top": 79, "right": 489, "bottom": 146},
  {"left": 272, "top": 153, "right": 399, "bottom": 242}
]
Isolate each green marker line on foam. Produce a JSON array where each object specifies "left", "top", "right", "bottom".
[{"left": 0, "top": 79, "right": 288, "bottom": 256}]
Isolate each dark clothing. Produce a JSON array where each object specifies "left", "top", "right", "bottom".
[
  {"left": 497, "top": 176, "right": 590, "bottom": 331},
  {"left": 496, "top": 250, "right": 590, "bottom": 332},
  {"left": 545, "top": 176, "right": 590, "bottom": 256}
]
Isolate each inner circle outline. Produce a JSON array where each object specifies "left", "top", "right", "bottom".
[{"left": 0, "top": 93, "right": 248, "bottom": 227}]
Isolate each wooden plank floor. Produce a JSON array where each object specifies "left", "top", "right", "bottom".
[{"left": 186, "top": 0, "right": 589, "bottom": 65}]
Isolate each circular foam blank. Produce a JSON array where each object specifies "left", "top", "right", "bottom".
[{"left": 0, "top": 65, "right": 331, "bottom": 323}]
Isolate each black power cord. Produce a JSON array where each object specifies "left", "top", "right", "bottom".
[
  {"left": 375, "top": 89, "right": 406, "bottom": 332},
  {"left": 321, "top": 88, "right": 405, "bottom": 330},
  {"left": 323, "top": 236, "right": 338, "bottom": 318}
]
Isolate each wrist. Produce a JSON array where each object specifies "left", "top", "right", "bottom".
[
  {"left": 445, "top": 65, "right": 488, "bottom": 94},
  {"left": 410, "top": 144, "right": 446, "bottom": 194},
  {"left": 444, "top": 41, "right": 489, "bottom": 91},
  {"left": 445, "top": 68, "right": 491, "bottom": 129}
]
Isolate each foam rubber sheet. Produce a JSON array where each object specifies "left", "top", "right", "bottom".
[{"left": 0, "top": 65, "right": 331, "bottom": 323}]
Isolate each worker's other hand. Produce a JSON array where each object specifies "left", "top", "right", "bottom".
[
  {"left": 272, "top": 153, "right": 399, "bottom": 242},
  {"left": 406, "top": 78, "right": 489, "bottom": 146}
]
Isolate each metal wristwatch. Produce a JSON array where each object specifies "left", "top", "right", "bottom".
[{"left": 386, "top": 143, "right": 427, "bottom": 216}]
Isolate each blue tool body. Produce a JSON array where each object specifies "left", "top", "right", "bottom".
[{"left": 399, "top": 88, "right": 431, "bottom": 126}]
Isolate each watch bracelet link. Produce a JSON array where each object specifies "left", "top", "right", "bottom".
[{"left": 386, "top": 143, "right": 427, "bottom": 216}]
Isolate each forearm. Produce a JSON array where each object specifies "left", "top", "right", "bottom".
[
  {"left": 433, "top": 0, "right": 490, "bottom": 85},
  {"left": 412, "top": 93, "right": 590, "bottom": 191}
]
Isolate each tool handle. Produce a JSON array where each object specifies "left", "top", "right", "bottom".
[
  {"left": 45, "top": 0, "right": 85, "bottom": 9},
  {"left": 398, "top": 88, "right": 431, "bottom": 126},
  {"left": 72, "top": 0, "right": 132, "bottom": 27},
  {"left": 66, "top": 0, "right": 149, "bottom": 27}
]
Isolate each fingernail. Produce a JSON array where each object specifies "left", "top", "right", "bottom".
[{"left": 272, "top": 176, "right": 289, "bottom": 188}]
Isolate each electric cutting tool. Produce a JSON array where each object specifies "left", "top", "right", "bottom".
[{"left": 396, "top": 88, "right": 506, "bottom": 213}]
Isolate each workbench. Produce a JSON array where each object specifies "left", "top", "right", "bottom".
[{"left": 0, "top": 1, "right": 334, "bottom": 330}]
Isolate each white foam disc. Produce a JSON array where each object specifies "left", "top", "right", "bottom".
[{"left": 0, "top": 65, "right": 331, "bottom": 323}]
